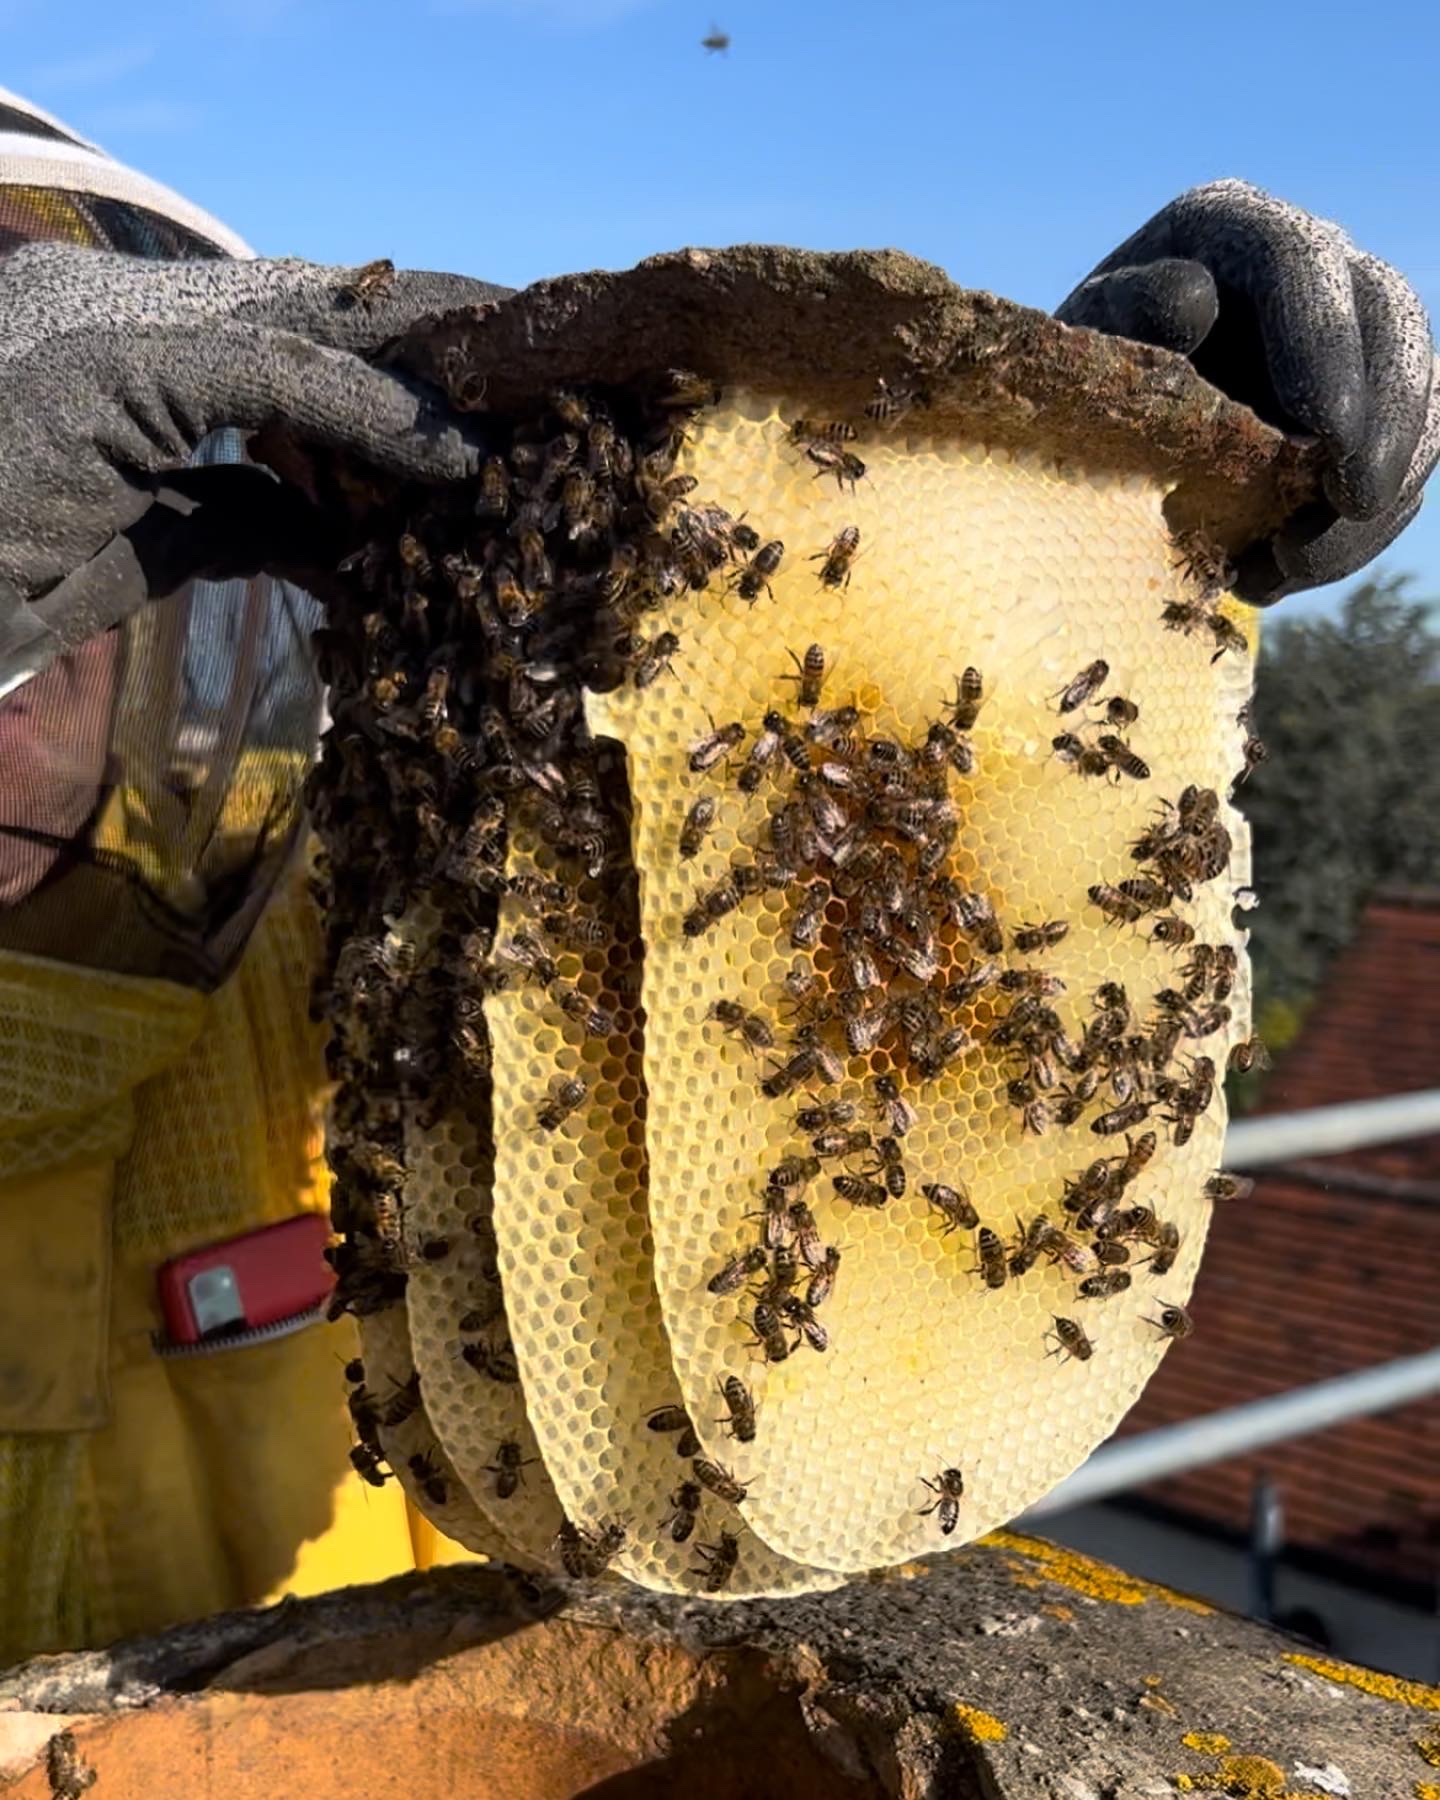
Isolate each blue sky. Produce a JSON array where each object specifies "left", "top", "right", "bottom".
[{"left": 8, "top": 0, "right": 1439, "bottom": 618}]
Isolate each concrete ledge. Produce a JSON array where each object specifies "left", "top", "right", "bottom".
[{"left": 4, "top": 1537, "right": 1436, "bottom": 1798}]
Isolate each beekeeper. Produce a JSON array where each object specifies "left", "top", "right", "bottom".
[{"left": 0, "top": 83, "right": 1434, "bottom": 1665}]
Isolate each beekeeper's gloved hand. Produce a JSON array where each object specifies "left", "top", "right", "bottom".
[
  {"left": 1057, "top": 179, "right": 1440, "bottom": 605},
  {"left": 0, "top": 244, "right": 509, "bottom": 693}
]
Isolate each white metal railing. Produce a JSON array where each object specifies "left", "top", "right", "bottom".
[
  {"left": 1023, "top": 1346, "right": 1440, "bottom": 1518},
  {"left": 1017, "top": 1092, "right": 1440, "bottom": 1520},
  {"left": 1225, "top": 1089, "right": 1440, "bottom": 1169}
]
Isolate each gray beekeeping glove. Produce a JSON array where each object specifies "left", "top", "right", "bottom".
[
  {"left": 1057, "top": 180, "right": 1439, "bottom": 604},
  {"left": 0, "top": 243, "right": 510, "bottom": 695}
]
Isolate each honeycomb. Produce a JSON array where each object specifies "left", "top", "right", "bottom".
[
  {"left": 309, "top": 349, "right": 1258, "bottom": 1594},
  {"left": 587, "top": 392, "right": 1251, "bottom": 1572},
  {"left": 401, "top": 1097, "right": 565, "bottom": 1563},
  {"left": 481, "top": 813, "right": 843, "bottom": 1595},
  {"left": 354, "top": 1300, "right": 505, "bottom": 1558}
]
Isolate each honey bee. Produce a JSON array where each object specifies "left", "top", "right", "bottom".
[
  {"left": 867, "top": 1136, "right": 907, "bottom": 1199},
  {"left": 1235, "top": 736, "right": 1269, "bottom": 784},
  {"left": 922, "top": 1181, "right": 979, "bottom": 1234},
  {"left": 500, "top": 929, "right": 559, "bottom": 987},
  {"left": 555, "top": 985, "right": 615, "bottom": 1037},
  {"left": 1088, "top": 884, "right": 1148, "bottom": 926},
  {"left": 1054, "top": 733, "right": 1114, "bottom": 778},
  {"left": 1078, "top": 1270, "right": 1132, "bottom": 1300},
  {"left": 811, "top": 525, "right": 861, "bottom": 589},
  {"left": 1207, "top": 614, "right": 1249, "bottom": 661},
  {"left": 1099, "top": 735, "right": 1150, "bottom": 782},
  {"left": 735, "top": 711, "right": 783, "bottom": 794},
  {"left": 947, "top": 667, "right": 985, "bottom": 731},
  {"left": 382, "top": 1369, "right": 424, "bottom": 1429},
  {"left": 689, "top": 719, "right": 746, "bottom": 773},
  {"left": 777, "top": 1195, "right": 820, "bottom": 1267},
  {"left": 736, "top": 540, "right": 785, "bottom": 604},
  {"left": 339, "top": 257, "right": 396, "bottom": 306},
  {"left": 1052, "top": 659, "right": 1110, "bottom": 714},
  {"left": 485, "top": 1440, "right": 537, "bottom": 1500},
  {"left": 707, "top": 1245, "right": 768, "bottom": 1296},
  {"left": 407, "top": 1451, "right": 449, "bottom": 1508},
  {"left": 709, "top": 999, "right": 776, "bottom": 1052},
  {"left": 692, "top": 1456, "right": 749, "bottom": 1504},
  {"left": 1151, "top": 915, "right": 1196, "bottom": 948},
  {"left": 718, "top": 1374, "right": 758, "bottom": 1442},
  {"left": 864, "top": 375, "right": 926, "bottom": 423},
  {"left": 1160, "top": 598, "right": 1211, "bottom": 636},
  {"left": 806, "top": 1245, "right": 841, "bottom": 1309},
  {"left": 942, "top": 961, "right": 1000, "bottom": 1007},
  {"left": 789, "top": 884, "right": 829, "bottom": 950},
  {"left": 1007, "top": 1213, "right": 1053, "bottom": 1278},
  {"left": 1116, "top": 1131, "right": 1157, "bottom": 1187},
  {"left": 954, "top": 890, "right": 1004, "bottom": 955},
  {"left": 789, "top": 417, "right": 857, "bottom": 444},
  {"left": 537, "top": 1075, "right": 588, "bottom": 1133},
  {"left": 1046, "top": 1316, "right": 1095, "bottom": 1363},
  {"left": 1211, "top": 946, "right": 1238, "bottom": 1001},
  {"left": 650, "top": 367, "right": 719, "bottom": 410},
  {"left": 807, "top": 716, "right": 860, "bottom": 762},
  {"left": 769, "top": 1153, "right": 821, "bottom": 1190},
  {"left": 350, "top": 1442, "right": 391, "bottom": 1487},
  {"left": 1227, "top": 1035, "right": 1271, "bottom": 1075},
  {"left": 1204, "top": 1171, "right": 1253, "bottom": 1203},
  {"left": 918, "top": 1465, "right": 966, "bottom": 1535},
  {"left": 633, "top": 631, "right": 681, "bottom": 690},
  {"left": 873, "top": 1074, "right": 918, "bottom": 1138},
  {"left": 665, "top": 1480, "right": 703, "bottom": 1544},
  {"left": 1092, "top": 1099, "right": 1152, "bottom": 1136},
  {"left": 1140, "top": 1221, "right": 1181, "bottom": 1276},
  {"left": 556, "top": 1517, "right": 628, "bottom": 1578},
  {"left": 1105, "top": 695, "right": 1140, "bottom": 727},
  {"left": 781, "top": 641, "right": 828, "bottom": 711},
  {"left": 997, "top": 968, "right": 1066, "bottom": 998},
  {"left": 693, "top": 1528, "right": 741, "bottom": 1592},
  {"left": 831, "top": 1173, "right": 888, "bottom": 1208},
  {"left": 921, "top": 720, "right": 976, "bottom": 776},
  {"left": 747, "top": 1299, "right": 792, "bottom": 1362},
  {"left": 1147, "top": 1301, "right": 1195, "bottom": 1340},
  {"left": 778, "top": 1293, "right": 829, "bottom": 1353},
  {"left": 1043, "top": 1224, "right": 1100, "bottom": 1279},
  {"left": 803, "top": 440, "right": 866, "bottom": 490},
  {"left": 975, "top": 1226, "right": 1008, "bottom": 1290},
  {"left": 679, "top": 794, "right": 719, "bottom": 860},
  {"left": 812, "top": 1126, "right": 874, "bottom": 1159},
  {"left": 1012, "top": 919, "right": 1069, "bottom": 954},
  {"left": 683, "top": 874, "right": 744, "bottom": 939},
  {"left": 760, "top": 1044, "right": 821, "bottom": 1100},
  {"left": 915, "top": 1024, "right": 974, "bottom": 1080},
  {"left": 794, "top": 1097, "right": 856, "bottom": 1132},
  {"left": 1094, "top": 1240, "right": 1132, "bottom": 1268}
]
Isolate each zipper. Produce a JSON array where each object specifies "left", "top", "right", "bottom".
[{"left": 151, "top": 1301, "right": 326, "bottom": 1360}]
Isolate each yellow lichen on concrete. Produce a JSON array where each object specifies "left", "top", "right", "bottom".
[
  {"left": 1416, "top": 1740, "right": 1440, "bottom": 1767},
  {"left": 950, "top": 1703, "right": 1008, "bottom": 1743},
  {"left": 987, "top": 1532, "right": 1214, "bottom": 1613},
  {"left": 1414, "top": 1784, "right": 1440, "bottom": 1800},
  {"left": 1174, "top": 1755, "right": 1287, "bottom": 1796},
  {"left": 1284, "top": 1654, "right": 1440, "bottom": 1711},
  {"left": 1183, "top": 1732, "right": 1233, "bottom": 1754}
]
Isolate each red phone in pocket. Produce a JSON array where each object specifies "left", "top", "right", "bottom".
[{"left": 155, "top": 1214, "right": 334, "bottom": 1350}]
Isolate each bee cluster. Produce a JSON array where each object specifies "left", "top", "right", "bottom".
[
  {"left": 305, "top": 347, "right": 1263, "bottom": 1589},
  {"left": 672, "top": 632, "right": 1255, "bottom": 1542},
  {"left": 304, "top": 368, "right": 802, "bottom": 1552}
]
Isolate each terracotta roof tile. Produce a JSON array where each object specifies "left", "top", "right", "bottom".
[{"left": 1118, "top": 892, "right": 1440, "bottom": 1587}]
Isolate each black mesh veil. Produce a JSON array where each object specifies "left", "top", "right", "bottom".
[{"left": 0, "top": 184, "right": 324, "bottom": 990}]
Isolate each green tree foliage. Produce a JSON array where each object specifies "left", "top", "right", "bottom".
[{"left": 1243, "top": 575, "right": 1440, "bottom": 1014}]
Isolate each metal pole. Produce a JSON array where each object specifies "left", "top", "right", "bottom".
[
  {"left": 1023, "top": 1345, "right": 1440, "bottom": 1519},
  {"left": 1249, "top": 1475, "right": 1283, "bottom": 1623},
  {"left": 1225, "top": 1089, "right": 1440, "bottom": 1169}
]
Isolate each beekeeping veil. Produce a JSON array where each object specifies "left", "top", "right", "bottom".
[{"left": 0, "top": 85, "right": 323, "bottom": 991}]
